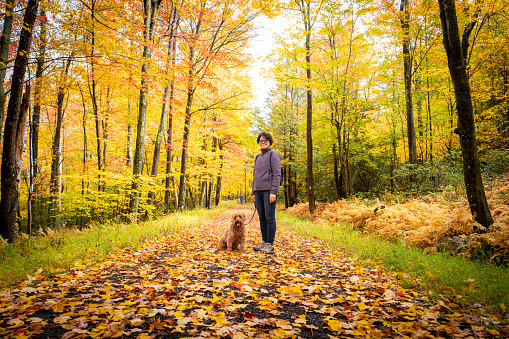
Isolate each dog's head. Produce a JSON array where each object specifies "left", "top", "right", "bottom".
[{"left": 232, "top": 213, "right": 245, "bottom": 228}]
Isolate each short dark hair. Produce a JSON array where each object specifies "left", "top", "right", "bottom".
[{"left": 257, "top": 132, "right": 273, "bottom": 145}]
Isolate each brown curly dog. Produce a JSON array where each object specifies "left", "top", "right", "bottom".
[{"left": 218, "top": 213, "right": 246, "bottom": 251}]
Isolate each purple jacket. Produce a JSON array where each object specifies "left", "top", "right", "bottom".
[{"left": 251, "top": 147, "right": 282, "bottom": 195}]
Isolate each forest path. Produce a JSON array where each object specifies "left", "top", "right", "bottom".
[{"left": 0, "top": 205, "right": 506, "bottom": 338}]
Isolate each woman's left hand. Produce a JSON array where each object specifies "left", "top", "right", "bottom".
[{"left": 269, "top": 193, "right": 276, "bottom": 203}]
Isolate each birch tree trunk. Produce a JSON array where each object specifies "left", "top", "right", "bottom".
[
  {"left": 437, "top": 0, "right": 493, "bottom": 229},
  {"left": 0, "top": 0, "right": 40, "bottom": 243}
]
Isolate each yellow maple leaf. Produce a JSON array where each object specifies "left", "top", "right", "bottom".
[
  {"left": 212, "top": 315, "right": 230, "bottom": 325},
  {"left": 327, "top": 319, "right": 342, "bottom": 331},
  {"left": 357, "top": 302, "right": 368, "bottom": 310},
  {"left": 173, "top": 310, "right": 186, "bottom": 317},
  {"left": 211, "top": 294, "right": 221, "bottom": 303}
]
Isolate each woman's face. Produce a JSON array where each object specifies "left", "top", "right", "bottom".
[{"left": 258, "top": 137, "right": 270, "bottom": 150}]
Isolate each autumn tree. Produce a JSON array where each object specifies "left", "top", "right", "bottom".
[
  {"left": 314, "top": 0, "right": 373, "bottom": 199},
  {"left": 130, "top": 0, "right": 163, "bottom": 218},
  {"left": 400, "top": 0, "right": 417, "bottom": 164},
  {"left": 31, "top": 6, "right": 47, "bottom": 182},
  {"left": 176, "top": 0, "right": 260, "bottom": 210},
  {"left": 437, "top": 0, "right": 493, "bottom": 229},
  {"left": 291, "top": 0, "right": 323, "bottom": 213},
  {"left": 149, "top": 2, "right": 180, "bottom": 209},
  {"left": 50, "top": 54, "right": 73, "bottom": 227},
  {"left": 0, "top": 0, "right": 40, "bottom": 243}
]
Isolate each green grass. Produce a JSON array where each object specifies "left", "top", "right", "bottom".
[
  {"left": 0, "top": 203, "right": 233, "bottom": 289},
  {"left": 278, "top": 211, "right": 509, "bottom": 314}
]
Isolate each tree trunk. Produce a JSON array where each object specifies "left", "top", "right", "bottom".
[
  {"left": 164, "top": 65, "right": 177, "bottom": 212},
  {"left": 178, "top": 90, "right": 194, "bottom": 210},
  {"left": 27, "top": 100, "right": 33, "bottom": 235},
  {"left": 151, "top": 5, "right": 179, "bottom": 207},
  {"left": 199, "top": 180, "right": 207, "bottom": 207},
  {"left": 177, "top": 9, "right": 202, "bottom": 211},
  {"left": 79, "top": 86, "right": 88, "bottom": 229},
  {"left": 127, "top": 98, "right": 133, "bottom": 167},
  {"left": 0, "top": 0, "right": 40, "bottom": 243},
  {"left": 437, "top": 0, "right": 493, "bottom": 229},
  {"left": 130, "top": 0, "right": 162, "bottom": 218},
  {"left": 288, "top": 110, "right": 298, "bottom": 207},
  {"left": 401, "top": 0, "right": 418, "bottom": 164},
  {"left": 15, "top": 86, "right": 30, "bottom": 231},
  {"left": 29, "top": 9, "right": 47, "bottom": 234},
  {"left": 333, "top": 143, "right": 340, "bottom": 200},
  {"left": 32, "top": 9, "right": 46, "bottom": 179},
  {"left": 303, "top": 1, "right": 316, "bottom": 213},
  {"left": 87, "top": 0, "right": 104, "bottom": 191},
  {"left": 215, "top": 142, "right": 224, "bottom": 206},
  {"left": 50, "top": 55, "right": 72, "bottom": 227},
  {"left": 207, "top": 135, "right": 218, "bottom": 209},
  {"left": 0, "top": 0, "right": 15, "bottom": 136},
  {"left": 101, "top": 85, "right": 110, "bottom": 192}
]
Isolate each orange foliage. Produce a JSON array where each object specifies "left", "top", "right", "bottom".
[{"left": 286, "top": 176, "right": 509, "bottom": 256}]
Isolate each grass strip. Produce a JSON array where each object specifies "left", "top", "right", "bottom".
[
  {"left": 278, "top": 211, "right": 509, "bottom": 313},
  {"left": 0, "top": 203, "right": 233, "bottom": 290}
]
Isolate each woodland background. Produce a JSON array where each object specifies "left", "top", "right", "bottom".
[{"left": 0, "top": 0, "right": 508, "bottom": 261}]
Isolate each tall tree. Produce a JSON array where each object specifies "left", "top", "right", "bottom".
[
  {"left": 130, "top": 0, "right": 163, "bottom": 218},
  {"left": 150, "top": 3, "right": 180, "bottom": 207},
  {"left": 293, "top": 0, "right": 322, "bottom": 213},
  {"left": 0, "top": 0, "right": 40, "bottom": 243},
  {"left": 437, "top": 0, "right": 493, "bottom": 229},
  {"left": 400, "top": 0, "right": 417, "bottom": 164},
  {"left": 85, "top": 0, "right": 107, "bottom": 192},
  {"left": 177, "top": 2, "right": 204, "bottom": 211},
  {"left": 50, "top": 55, "right": 73, "bottom": 227},
  {"left": 32, "top": 8, "right": 47, "bottom": 179},
  {"left": 177, "top": 0, "right": 258, "bottom": 210},
  {"left": 164, "top": 9, "right": 180, "bottom": 212}
]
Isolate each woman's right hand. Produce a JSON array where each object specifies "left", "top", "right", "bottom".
[{"left": 251, "top": 195, "right": 255, "bottom": 202}]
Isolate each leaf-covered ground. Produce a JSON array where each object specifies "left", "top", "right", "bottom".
[{"left": 1, "top": 206, "right": 507, "bottom": 338}]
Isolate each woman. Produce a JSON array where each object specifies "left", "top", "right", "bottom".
[{"left": 251, "top": 132, "right": 282, "bottom": 254}]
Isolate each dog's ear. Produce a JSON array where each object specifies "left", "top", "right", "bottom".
[{"left": 241, "top": 213, "right": 245, "bottom": 219}]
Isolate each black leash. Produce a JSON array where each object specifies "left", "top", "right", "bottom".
[{"left": 245, "top": 208, "right": 257, "bottom": 225}]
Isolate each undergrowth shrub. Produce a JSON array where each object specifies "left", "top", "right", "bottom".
[
  {"left": 480, "top": 149, "right": 509, "bottom": 178},
  {"left": 392, "top": 155, "right": 463, "bottom": 196},
  {"left": 285, "top": 175, "right": 509, "bottom": 265}
]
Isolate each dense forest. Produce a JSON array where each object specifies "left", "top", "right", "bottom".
[{"left": 0, "top": 0, "right": 508, "bottom": 246}]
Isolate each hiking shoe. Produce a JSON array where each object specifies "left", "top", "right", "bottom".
[
  {"left": 253, "top": 241, "right": 267, "bottom": 251},
  {"left": 260, "top": 243, "right": 274, "bottom": 254}
]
